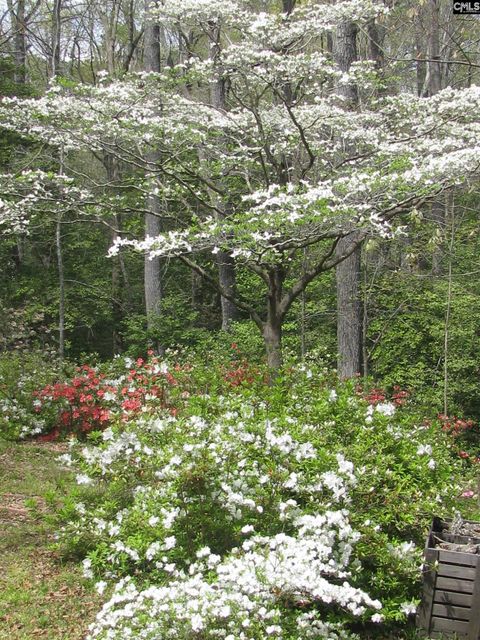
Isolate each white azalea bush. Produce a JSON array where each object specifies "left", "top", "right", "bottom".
[
  {"left": 88, "top": 512, "right": 381, "bottom": 640},
  {"left": 0, "top": 347, "right": 64, "bottom": 440},
  {"left": 57, "top": 364, "right": 468, "bottom": 638}
]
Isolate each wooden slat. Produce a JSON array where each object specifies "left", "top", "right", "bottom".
[
  {"left": 437, "top": 564, "right": 477, "bottom": 580},
  {"left": 431, "top": 617, "right": 469, "bottom": 635},
  {"left": 434, "top": 590, "right": 472, "bottom": 607},
  {"left": 467, "top": 559, "right": 480, "bottom": 639},
  {"left": 439, "top": 550, "right": 479, "bottom": 568},
  {"left": 436, "top": 577, "right": 474, "bottom": 594},
  {"left": 440, "top": 533, "right": 480, "bottom": 545},
  {"left": 418, "top": 520, "right": 480, "bottom": 639},
  {"left": 432, "top": 603, "right": 470, "bottom": 621},
  {"left": 417, "top": 548, "right": 439, "bottom": 634}
]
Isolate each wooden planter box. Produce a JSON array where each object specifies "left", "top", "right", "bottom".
[{"left": 417, "top": 517, "right": 480, "bottom": 638}]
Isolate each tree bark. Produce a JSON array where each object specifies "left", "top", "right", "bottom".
[
  {"left": 415, "top": 10, "right": 427, "bottom": 97},
  {"left": 336, "top": 235, "right": 362, "bottom": 378},
  {"left": 334, "top": 20, "right": 358, "bottom": 105},
  {"left": 263, "top": 319, "right": 283, "bottom": 374},
  {"left": 7, "top": 0, "right": 26, "bottom": 85},
  {"left": 102, "top": 0, "right": 120, "bottom": 75},
  {"left": 144, "top": 189, "right": 162, "bottom": 319},
  {"left": 208, "top": 22, "right": 239, "bottom": 331},
  {"left": 426, "top": 0, "right": 442, "bottom": 97},
  {"left": 262, "top": 266, "right": 285, "bottom": 376},
  {"left": 144, "top": 0, "right": 163, "bottom": 350},
  {"left": 426, "top": 0, "right": 444, "bottom": 275},
  {"left": 56, "top": 211, "right": 65, "bottom": 361},
  {"left": 50, "top": 0, "right": 62, "bottom": 78},
  {"left": 104, "top": 153, "right": 124, "bottom": 354},
  {"left": 217, "top": 251, "right": 238, "bottom": 331},
  {"left": 367, "top": 18, "right": 385, "bottom": 71},
  {"left": 282, "top": 0, "right": 296, "bottom": 15},
  {"left": 334, "top": 20, "right": 362, "bottom": 378}
]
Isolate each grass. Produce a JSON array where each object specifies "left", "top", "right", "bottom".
[{"left": 0, "top": 439, "right": 101, "bottom": 639}]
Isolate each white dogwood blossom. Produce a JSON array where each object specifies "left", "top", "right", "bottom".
[{"left": 2, "top": 1, "right": 479, "bottom": 264}]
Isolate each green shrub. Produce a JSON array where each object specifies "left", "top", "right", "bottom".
[
  {"left": 55, "top": 362, "right": 477, "bottom": 639},
  {"left": 0, "top": 349, "right": 66, "bottom": 439}
]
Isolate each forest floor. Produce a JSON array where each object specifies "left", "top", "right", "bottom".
[{"left": 0, "top": 440, "right": 101, "bottom": 639}]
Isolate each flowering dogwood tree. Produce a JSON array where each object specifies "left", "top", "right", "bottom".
[{"left": 2, "top": 0, "right": 480, "bottom": 370}]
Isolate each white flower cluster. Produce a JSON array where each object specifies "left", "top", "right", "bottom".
[
  {"left": 88, "top": 510, "right": 380, "bottom": 640},
  {"left": 0, "top": 170, "right": 94, "bottom": 236},
  {"left": 60, "top": 395, "right": 385, "bottom": 639}
]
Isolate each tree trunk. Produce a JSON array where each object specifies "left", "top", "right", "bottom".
[
  {"left": 144, "top": 0, "right": 163, "bottom": 350},
  {"left": 208, "top": 23, "right": 239, "bottom": 331},
  {"left": 191, "top": 269, "right": 203, "bottom": 310},
  {"left": 263, "top": 319, "right": 283, "bottom": 374},
  {"left": 334, "top": 20, "right": 362, "bottom": 378},
  {"left": 217, "top": 251, "right": 238, "bottom": 331},
  {"left": 111, "top": 217, "right": 124, "bottom": 355},
  {"left": 124, "top": 0, "right": 141, "bottom": 72},
  {"left": 56, "top": 212, "right": 65, "bottom": 361},
  {"left": 367, "top": 16, "right": 387, "bottom": 97},
  {"left": 263, "top": 266, "right": 285, "bottom": 377},
  {"left": 334, "top": 20, "right": 358, "bottom": 105},
  {"left": 144, "top": 2, "right": 160, "bottom": 72},
  {"left": 282, "top": 0, "right": 296, "bottom": 15},
  {"left": 104, "top": 154, "right": 124, "bottom": 354},
  {"left": 336, "top": 235, "right": 362, "bottom": 378},
  {"left": 427, "top": 0, "right": 442, "bottom": 97},
  {"left": 103, "top": 0, "right": 120, "bottom": 75},
  {"left": 144, "top": 190, "right": 162, "bottom": 318},
  {"left": 7, "top": 0, "right": 26, "bottom": 85},
  {"left": 415, "top": 11, "right": 427, "bottom": 97},
  {"left": 50, "top": 0, "right": 62, "bottom": 78},
  {"left": 426, "top": 0, "right": 444, "bottom": 274},
  {"left": 367, "top": 18, "right": 385, "bottom": 71}
]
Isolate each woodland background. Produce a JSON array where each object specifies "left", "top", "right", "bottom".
[
  {"left": 3, "top": 3, "right": 480, "bottom": 639},
  {"left": 1, "top": 0, "right": 480, "bottom": 417}
]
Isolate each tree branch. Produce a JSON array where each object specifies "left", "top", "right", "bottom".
[{"left": 178, "top": 255, "right": 264, "bottom": 330}]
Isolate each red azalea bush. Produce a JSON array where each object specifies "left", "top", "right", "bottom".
[
  {"left": 438, "top": 413, "right": 475, "bottom": 437},
  {"left": 357, "top": 383, "right": 410, "bottom": 407},
  {"left": 32, "top": 356, "right": 182, "bottom": 440},
  {"left": 28, "top": 349, "right": 269, "bottom": 441},
  {"left": 436, "top": 413, "right": 480, "bottom": 463},
  {"left": 222, "top": 358, "right": 261, "bottom": 387}
]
